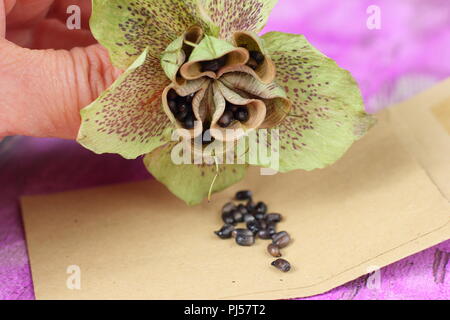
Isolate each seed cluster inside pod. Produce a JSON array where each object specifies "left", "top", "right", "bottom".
[
  {"left": 167, "top": 89, "right": 196, "bottom": 129},
  {"left": 247, "top": 50, "right": 265, "bottom": 70},
  {"left": 214, "top": 190, "right": 293, "bottom": 272},
  {"left": 218, "top": 102, "right": 250, "bottom": 128}
]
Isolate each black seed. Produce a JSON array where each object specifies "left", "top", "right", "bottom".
[
  {"left": 183, "top": 114, "right": 195, "bottom": 129},
  {"left": 266, "top": 223, "right": 277, "bottom": 236},
  {"left": 235, "top": 190, "right": 252, "bottom": 201},
  {"left": 168, "top": 89, "right": 178, "bottom": 101},
  {"left": 236, "top": 203, "right": 248, "bottom": 215},
  {"left": 177, "top": 102, "right": 189, "bottom": 114},
  {"left": 201, "top": 56, "right": 227, "bottom": 72},
  {"left": 258, "top": 229, "right": 273, "bottom": 240},
  {"left": 250, "top": 50, "right": 265, "bottom": 64},
  {"left": 168, "top": 100, "right": 177, "bottom": 114},
  {"left": 255, "top": 202, "right": 267, "bottom": 215},
  {"left": 272, "top": 231, "right": 291, "bottom": 248},
  {"left": 218, "top": 110, "right": 234, "bottom": 128},
  {"left": 222, "top": 202, "right": 236, "bottom": 214},
  {"left": 243, "top": 213, "right": 255, "bottom": 223},
  {"left": 226, "top": 102, "right": 240, "bottom": 113},
  {"left": 214, "top": 224, "right": 235, "bottom": 239},
  {"left": 271, "top": 258, "right": 291, "bottom": 272},
  {"left": 232, "top": 210, "right": 244, "bottom": 223},
  {"left": 247, "top": 58, "right": 258, "bottom": 70},
  {"left": 246, "top": 220, "right": 262, "bottom": 234},
  {"left": 232, "top": 228, "right": 253, "bottom": 238},
  {"left": 246, "top": 199, "right": 256, "bottom": 212},
  {"left": 175, "top": 109, "right": 189, "bottom": 121},
  {"left": 255, "top": 212, "right": 265, "bottom": 220},
  {"left": 185, "top": 93, "right": 195, "bottom": 103},
  {"left": 267, "top": 243, "right": 282, "bottom": 257},
  {"left": 234, "top": 107, "right": 249, "bottom": 123},
  {"left": 235, "top": 232, "right": 255, "bottom": 246},
  {"left": 222, "top": 211, "right": 235, "bottom": 225},
  {"left": 265, "top": 213, "right": 282, "bottom": 223}
]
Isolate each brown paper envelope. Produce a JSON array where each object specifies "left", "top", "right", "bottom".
[{"left": 22, "top": 80, "right": 450, "bottom": 300}]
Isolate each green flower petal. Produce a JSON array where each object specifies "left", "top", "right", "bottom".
[
  {"left": 77, "top": 49, "right": 172, "bottom": 160},
  {"left": 161, "top": 35, "right": 185, "bottom": 83},
  {"left": 91, "top": 0, "right": 206, "bottom": 69},
  {"left": 259, "top": 32, "right": 375, "bottom": 172},
  {"left": 199, "top": 0, "right": 279, "bottom": 39},
  {"left": 143, "top": 143, "right": 248, "bottom": 205},
  {"left": 189, "top": 35, "right": 237, "bottom": 62}
]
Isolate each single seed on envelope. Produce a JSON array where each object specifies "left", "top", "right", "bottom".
[
  {"left": 236, "top": 190, "right": 253, "bottom": 200},
  {"left": 214, "top": 224, "right": 235, "bottom": 239},
  {"left": 267, "top": 243, "right": 282, "bottom": 257},
  {"left": 271, "top": 259, "right": 291, "bottom": 272}
]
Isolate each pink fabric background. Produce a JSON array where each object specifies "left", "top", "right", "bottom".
[{"left": 0, "top": 0, "right": 449, "bottom": 299}]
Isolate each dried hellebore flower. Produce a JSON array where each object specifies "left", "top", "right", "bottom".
[{"left": 77, "top": 0, "right": 375, "bottom": 205}]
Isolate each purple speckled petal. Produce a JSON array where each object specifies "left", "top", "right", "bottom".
[
  {"left": 199, "top": 0, "right": 279, "bottom": 39},
  {"left": 77, "top": 49, "right": 172, "bottom": 160},
  {"left": 261, "top": 31, "right": 374, "bottom": 172}
]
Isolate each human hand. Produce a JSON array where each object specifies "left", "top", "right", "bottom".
[{"left": 0, "top": 0, "right": 121, "bottom": 139}]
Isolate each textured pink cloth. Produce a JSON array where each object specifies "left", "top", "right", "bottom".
[{"left": 0, "top": 0, "right": 449, "bottom": 299}]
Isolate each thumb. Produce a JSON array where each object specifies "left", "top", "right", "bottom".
[{"left": 0, "top": 40, "right": 121, "bottom": 139}]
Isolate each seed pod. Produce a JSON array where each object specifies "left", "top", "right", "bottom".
[
  {"left": 232, "top": 210, "right": 244, "bottom": 223},
  {"left": 235, "top": 190, "right": 253, "bottom": 201},
  {"left": 258, "top": 229, "right": 272, "bottom": 240},
  {"left": 267, "top": 243, "right": 281, "bottom": 257},
  {"left": 222, "top": 202, "right": 236, "bottom": 214},
  {"left": 271, "top": 259, "right": 291, "bottom": 272},
  {"left": 214, "top": 224, "right": 235, "bottom": 239},
  {"left": 255, "top": 202, "right": 267, "bottom": 215},
  {"left": 272, "top": 231, "right": 291, "bottom": 248},
  {"left": 265, "top": 213, "right": 282, "bottom": 223},
  {"left": 221, "top": 211, "right": 235, "bottom": 225},
  {"left": 243, "top": 213, "right": 255, "bottom": 223},
  {"left": 246, "top": 220, "right": 262, "bottom": 234},
  {"left": 232, "top": 228, "right": 253, "bottom": 238}
]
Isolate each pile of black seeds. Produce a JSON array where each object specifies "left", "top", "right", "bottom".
[
  {"left": 167, "top": 89, "right": 196, "bottom": 129},
  {"left": 218, "top": 102, "right": 250, "bottom": 128},
  {"left": 214, "top": 190, "right": 292, "bottom": 272}
]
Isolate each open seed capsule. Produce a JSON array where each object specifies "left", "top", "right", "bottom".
[{"left": 271, "top": 259, "right": 291, "bottom": 272}]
